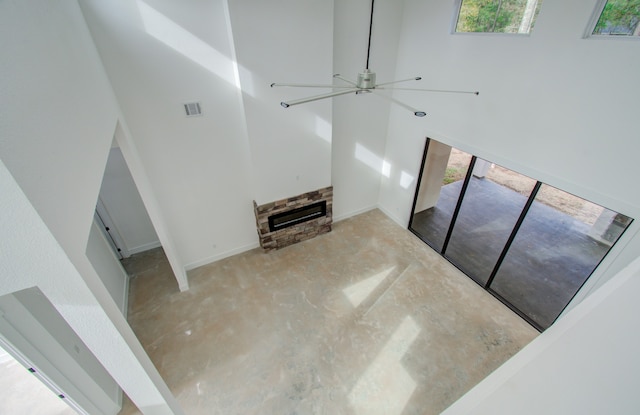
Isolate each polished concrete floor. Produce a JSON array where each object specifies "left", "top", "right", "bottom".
[
  {"left": 411, "top": 178, "right": 612, "bottom": 329},
  {"left": 120, "top": 209, "right": 537, "bottom": 415}
]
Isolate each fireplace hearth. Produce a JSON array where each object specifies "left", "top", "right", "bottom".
[{"left": 253, "top": 186, "right": 333, "bottom": 251}]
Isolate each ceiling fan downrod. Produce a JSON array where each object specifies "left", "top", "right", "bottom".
[{"left": 270, "top": 0, "right": 478, "bottom": 117}]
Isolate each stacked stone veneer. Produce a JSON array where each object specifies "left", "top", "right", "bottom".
[{"left": 254, "top": 186, "right": 333, "bottom": 251}]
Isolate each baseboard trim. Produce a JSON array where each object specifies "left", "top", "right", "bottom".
[
  {"left": 184, "top": 241, "right": 260, "bottom": 271},
  {"left": 333, "top": 205, "right": 378, "bottom": 223},
  {"left": 128, "top": 241, "right": 162, "bottom": 255},
  {"left": 182, "top": 205, "right": 406, "bottom": 273},
  {"left": 121, "top": 272, "right": 130, "bottom": 319},
  {"left": 376, "top": 204, "right": 408, "bottom": 228}
]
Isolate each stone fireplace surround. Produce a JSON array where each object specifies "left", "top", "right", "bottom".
[{"left": 253, "top": 186, "right": 333, "bottom": 251}]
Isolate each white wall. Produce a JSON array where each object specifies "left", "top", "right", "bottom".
[
  {"left": 0, "top": 1, "right": 181, "bottom": 413},
  {"left": 331, "top": 0, "right": 405, "bottom": 220},
  {"left": 378, "top": 0, "right": 640, "bottom": 294},
  {"left": 227, "top": 0, "right": 333, "bottom": 206},
  {"left": 442, "top": 254, "right": 640, "bottom": 414},
  {"left": 99, "top": 147, "right": 160, "bottom": 257},
  {"left": 79, "top": 0, "right": 258, "bottom": 269}
]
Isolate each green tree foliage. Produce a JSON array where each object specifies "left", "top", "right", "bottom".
[
  {"left": 456, "top": 0, "right": 538, "bottom": 33},
  {"left": 594, "top": 0, "right": 640, "bottom": 35}
]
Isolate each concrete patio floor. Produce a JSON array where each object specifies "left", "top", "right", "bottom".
[{"left": 411, "top": 177, "right": 613, "bottom": 330}]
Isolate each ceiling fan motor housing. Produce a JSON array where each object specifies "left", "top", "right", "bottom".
[{"left": 357, "top": 69, "right": 376, "bottom": 89}]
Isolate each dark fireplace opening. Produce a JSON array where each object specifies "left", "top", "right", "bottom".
[{"left": 268, "top": 200, "right": 327, "bottom": 232}]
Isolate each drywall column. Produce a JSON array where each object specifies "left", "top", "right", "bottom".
[
  {"left": 0, "top": 160, "right": 183, "bottom": 415},
  {"left": 98, "top": 146, "right": 160, "bottom": 258},
  {"left": 414, "top": 141, "right": 451, "bottom": 212},
  {"left": 588, "top": 210, "right": 632, "bottom": 247},
  {"left": 113, "top": 123, "right": 189, "bottom": 291},
  {"left": 472, "top": 159, "right": 491, "bottom": 178}
]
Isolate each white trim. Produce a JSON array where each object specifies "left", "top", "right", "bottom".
[
  {"left": 184, "top": 205, "right": 395, "bottom": 272},
  {"left": 90, "top": 217, "right": 131, "bottom": 317},
  {"left": 450, "top": 0, "right": 464, "bottom": 34},
  {"left": 127, "top": 241, "right": 162, "bottom": 255},
  {"left": 121, "top": 273, "right": 130, "bottom": 321},
  {"left": 585, "top": 0, "right": 610, "bottom": 38},
  {"left": 451, "top": 31, "right": 532, "bottom": 38},
  {"left": 376, "top": 204, "right": 407, "bottom": 228},
  {"left": 185, "top": 206, "right": 381, "bottom": 272},
  {"left": 184, "top": 241, "right": 260, "bottom": 271},
  {"left": 586, "top": 34, "right": 640, "bottom": 41},
  {"left": 95, "top": 198, "right": 129, "bottom": 258},
  {"left": 333, "top": 204, "right": 378, "bottom": 223}
]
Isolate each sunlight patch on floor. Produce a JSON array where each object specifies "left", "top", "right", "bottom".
[{"left": 348, "top": 315, "right": 420, "bottom": 415}]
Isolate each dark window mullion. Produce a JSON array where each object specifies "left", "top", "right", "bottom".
[
  {"left": 408, "top": 138, "right": 431, "bottom": 230},
  {"left": 484, "top": 180, "right": 542, "bottom": 289},
  {"left": 441, "top": 156, "right": 477, "bottom": 255}
]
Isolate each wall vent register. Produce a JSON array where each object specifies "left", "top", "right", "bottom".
[{"left": 183, "top": 102, "right": 202, "bottom": 117}]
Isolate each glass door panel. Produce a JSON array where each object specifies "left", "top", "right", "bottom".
[
  {"left": 408, "top": 138, "right": 634, "bottom": 332},
  {"left": 443, "top": 160, "right": 537, "bottom": 285},
  {"left": 410, "top": 141, "right": 472, "bottom": 252},
  {"left": 489, "top": 184, "right": 633, "bottom": 330}
]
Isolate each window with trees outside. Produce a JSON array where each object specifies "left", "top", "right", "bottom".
[
  {"left": 591, "top": 0, "right": 640, "bottom": 36},
  {"left": 454, "top": 0, "right": 543, "bottom": 34}
]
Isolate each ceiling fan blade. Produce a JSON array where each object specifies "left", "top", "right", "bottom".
[
  {"left": 374, "top": 76, "right": 422, "bottom": 87},
  {"left": 333, "top": 74, "right": 357, "bottom": 86},
  {"left": 270, "top": 82, "right": 355, "bottom": 89},
  {"left": 370, "top": 90, "right": 426, "bottom": 117},
  {"left": 281, "top": 88, "right": 360, "bottom": 108},
  {"left": 376, "top": 86, "right": 480, "bottom": 95}
]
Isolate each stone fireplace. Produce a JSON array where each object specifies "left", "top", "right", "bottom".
[{"left": 253, "top": 186, "right": 333, "bottom": 251}]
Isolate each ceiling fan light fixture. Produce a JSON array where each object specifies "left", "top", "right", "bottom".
[
  {"left": 356, "top": 69, "right": 376, "bottom": 89},
  {"left": 270, "top": 0, "right": 477, "bottom": 117}
]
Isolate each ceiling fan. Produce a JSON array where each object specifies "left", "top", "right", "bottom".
[{"left": 270, "top": 0, "right": 479, "bottom": 117}]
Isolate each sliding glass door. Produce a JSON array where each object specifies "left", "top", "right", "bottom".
[
  {"left": 444, "top": 159, "right": 537, "bottom": 286},
  {"left": 410, "top": 140, "right": 472, "bottom": 252},
  {"left": 488, "top": 184, "right": 632, "bottom": 329},
  {"left": 409, "top": 138, "right": 633, "bottom": 330}
]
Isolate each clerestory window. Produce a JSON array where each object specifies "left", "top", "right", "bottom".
[
  {"left": 589, "top": 0, "right": 640, "bottom": 37},
  {"left": 453, "top": 0, "right": 543, "bottom": 34}
]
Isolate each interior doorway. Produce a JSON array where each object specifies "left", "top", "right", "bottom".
[
  {"left": 88, "top": 137, "right": 164, "bottom": 317},
  {"left": 409, "top": 138, "right": 633, "bottom": 330},
  {"left": 0, "top": 341, "right": 79, "bottom": 415},
  {"left": 0, "top": 288, "right": 121, "bottom": 415},
  {"left": 95, "top": 142, "right": 160, "bottom": 260}
]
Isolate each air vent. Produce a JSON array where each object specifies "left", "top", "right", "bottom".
[{"left": 183, "top": 102, "right": 202, "bottom": 117}]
